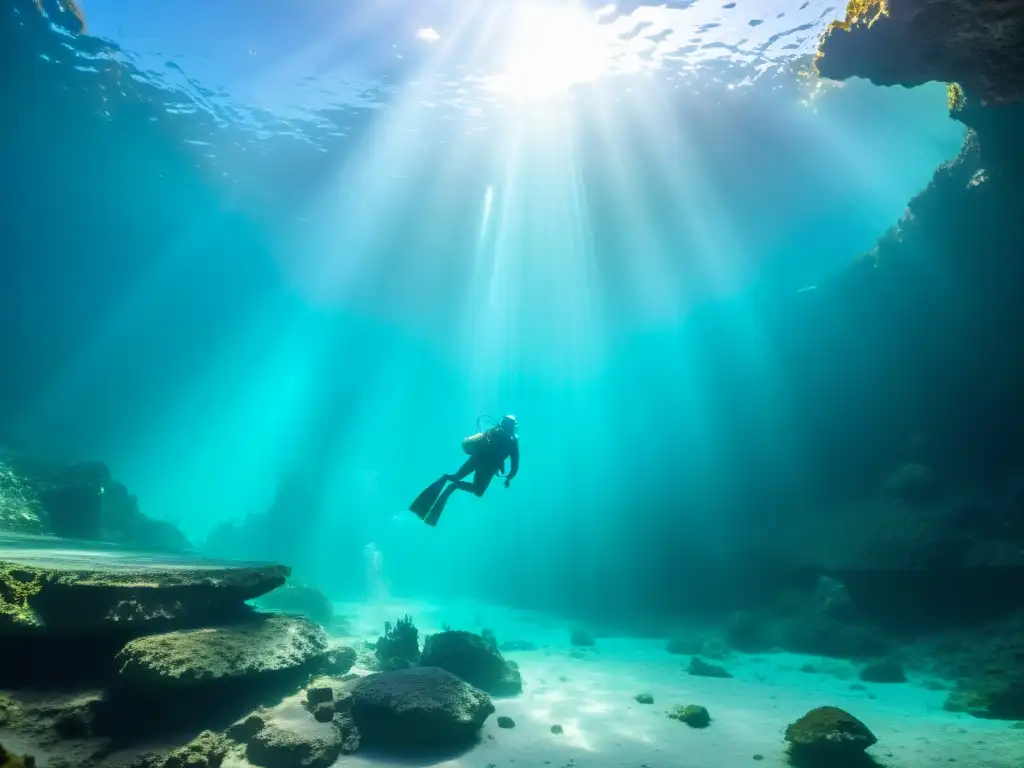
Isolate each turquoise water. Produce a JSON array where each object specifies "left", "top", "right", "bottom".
[{"left": 3, "top": 1, "right": 966, "bottom": 616}]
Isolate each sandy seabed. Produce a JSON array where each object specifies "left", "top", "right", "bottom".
[{"left": 328, "top": 598, "right": 1023, "bottom": 768}]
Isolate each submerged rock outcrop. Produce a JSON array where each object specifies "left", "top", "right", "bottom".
[
  {"left": 0, "top": 552, "right": 287, "bottom": 634},
  {"left": 113, "top": 614, "right": 328, "bottom": 688},
  {"left": 0, "top": 450, "right": 190, "bottom": 551},
  {"left": 816, "top": 0, "right": 1024, "bottom": 106},
  {"left": 732, "top": 0, "right": 1024, "bottom": 589}
]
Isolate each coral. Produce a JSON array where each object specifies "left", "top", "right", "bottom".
[
  {"left": 374, "top": 615, "right": 419, "bottom": 671},
  {"left": 668, "top": 704, "right": 711, "bottom": 728}
]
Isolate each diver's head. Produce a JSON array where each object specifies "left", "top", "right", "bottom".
[{"left": 499, "top": 415, "right": 517, "bottom": 434}]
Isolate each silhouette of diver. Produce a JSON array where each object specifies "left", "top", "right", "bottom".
[{"left": 409, "top": 415, "right": 519, "bottom": 526}]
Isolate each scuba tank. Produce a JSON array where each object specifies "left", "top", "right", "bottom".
[
  {"left": 461, "top": 431, "right": 488, "bottom": 455},
  {"left": 461, "top": 414, "right": 503, "bottom": 455}
]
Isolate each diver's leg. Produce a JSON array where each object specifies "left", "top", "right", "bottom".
[
  {"left": 449, "top": 468, "right": 495, "bottom": 497},
  {"left": 444, "top": 457, "right": 476, "bottom": 483}
]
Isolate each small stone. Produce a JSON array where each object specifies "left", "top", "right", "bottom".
[
  {"left": 635, "top": 693, "right": 654, "bottom": 705},
  {"left": 497, "top": 716, "right": 516, "bottom": 729},
  {"left": 668, "top": 704, "right": 711, "bottom": 728},
  {"left": 551, "top": 724, "right": 563, "bottom": 734}
]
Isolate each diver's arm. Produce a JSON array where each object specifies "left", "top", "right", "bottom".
[{"left": 506, "top": 440, "right": 520, "bottom": 484}]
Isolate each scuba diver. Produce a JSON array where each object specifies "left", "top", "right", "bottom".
[{"left": 409, "top": 415, "right": 519, "bottom": 527}]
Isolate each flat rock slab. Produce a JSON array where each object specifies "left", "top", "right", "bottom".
[
  {"left": 0, "top": 534, "right": 288, "bottom": 632},
  {"left": 115, "top": 614, "right": 327, "bottom": 689}
]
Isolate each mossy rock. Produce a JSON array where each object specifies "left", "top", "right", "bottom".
[
  {"left": 0, "top": 565, "right": 43, "bottom": 628},
  {"left": 785, "top": 706, "right": 877, "bottom": 759},
  {"left": 114, "top": 614, "right": 328, "bottom": 688},
  {"left": 162, "top": 730, "right": 233, "bottom": 768},
  {"left": 668, "top": 704, "right": 710, "bottom": 728}
]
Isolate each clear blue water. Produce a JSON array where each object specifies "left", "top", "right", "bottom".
[{"left": 3, "top": 1, "right": 965, "bottom": 612}]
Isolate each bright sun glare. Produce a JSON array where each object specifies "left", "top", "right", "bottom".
[{"left": 497, "top": 3, "right": 612, "bottom": 99}]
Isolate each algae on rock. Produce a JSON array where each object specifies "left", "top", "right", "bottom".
[
  {"left": 114, "top": 614, "right": 329, "bottom": 688},
  {"left": 0, "top": 565, "right": 42, "bottom": 628}
]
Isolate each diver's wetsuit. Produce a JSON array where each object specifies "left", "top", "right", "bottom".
[{"left": 446, "top": 428, "right": 519, "bottom": 496}]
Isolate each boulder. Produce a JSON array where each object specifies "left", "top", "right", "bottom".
[
  {"left": 419, "top": 630, "right": 522, "bottom": 696},
  {"left": 322, "top": 642, "right": 356, "bottom": 676},
  {"left": 668, "top": 704, "right": 710, "bottom": 728},
  {"left": 0, "top": 546, "right": 288, "bottom": 633},
  {"left": 114, "top": 614, "right": 327, "bottom": 689},
  {"left": 688, "top": 658, "right": 732, "bottom": 678},
  {"left": 350, "top": 666, "right": 494, "bottom": 749},
  {"left": 784, "top": 706, "right": 877, "bottom": 763},
  {"left": 245, "top": 694, "right": 356, "bottom": 768}
]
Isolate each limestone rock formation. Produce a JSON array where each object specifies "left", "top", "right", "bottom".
[
  {"left": 418, "top": 629, "right": 523, "bottom": 697},
  {"left": 941, "top": 624, "right": 1024, "bottom": 719},
  {"left": 0, "top": 451, "right": 190, "bottom": 551},
  {"left": 816, "top": 0, "right": 1024, "bottom": 106},
  {"left": 114, "top": 614, "right": 328, "bottom": 689},
  {"left": 350, "top": 666, "right": 495, "bottom": 749},
  {"left": 0, "top": 550, "right": 288, "bottom": 633}
]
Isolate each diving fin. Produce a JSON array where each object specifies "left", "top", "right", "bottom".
[
  {"left": 410, "top": 476, "right": 448, "bottom": 521},
  {"left": 424, "top": 484, "right": 455, "bottom": 527}
]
